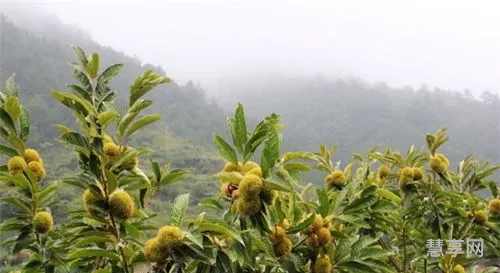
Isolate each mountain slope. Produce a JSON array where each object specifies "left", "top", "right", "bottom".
[
  {"left": 0, "top": 14, "right": 228, "bottom": 230},
  {"left": 217, "top": 75, "right": 500, "bottom": 165},
  {"left": 0, "top": 15, "right": 226, "bottom": 146}
]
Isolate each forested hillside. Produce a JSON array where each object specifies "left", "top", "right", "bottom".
[
  {"left": 0, "top": 14, "right": 229, "bottom": 184},
  {"left": 218, "top": 75, "right": 500, "bottom": 165},
  {"left": 0, "top": 15, "right": 226, "bottom": 145},
  {"left": 0, "top": 15, "right": 228, "bottom": 231}
]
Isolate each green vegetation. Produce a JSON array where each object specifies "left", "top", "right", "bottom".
[
  {"left": 0, "top": 48, "right": 499, "bottom": 273},
  {"left": 0, "top": 16, "right": 225, "bottom": 233},
  {"left": 1, "top": 12, "right": 500, "bottom": 273}
]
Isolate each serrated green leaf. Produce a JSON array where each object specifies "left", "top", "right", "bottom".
[
  {"left": 260, "top": 128, "right": 280, "bottom": 177},
  {"left": 248, "top": 230, "right": 272, "bottom": 256},
  {"left": 170, "top": 193, "right": 190, "bottom": 226},
  {"left": 242, "top": 123, "right": 268, "bottom": 161},
  {"left": 122, "top": 222, "right": 142, "bottom": 240},
  {"left": 22, "top": 256, "right": 43, "bottom": 271},
  {"left": 0, "top": 218, "right": 26, "bottom": 232},
  {"left": 118, "top": 99, "right": 153, "bottom": 137},
  {"left": 234, "top": 103, "right": 247, "bottom": 153},
  {"left": 358, "top": 247, "right": 391, "bottom": 259},
  {"left": 212, "top": 171, "right": 244, "bottom": 184},
  {"left": 288, "top": 213, "right": 315, "bottom": 233},
  {"left": 19, "top": 106, "right": 30, "bottom": 142},
  {"left": 181, "top": 244, "right": 216, "bottom": 265},
  {"left": 227, "top": 116, "right": 237, "bottom": 150},
  {"left": 68, "top": 248, "right": 120, "bottom": 260},
  {"left": 73, "top": 70, "right": 92, "bottom": 92},
  {"left": 160, "top": 168, "right": 191, "bottom": 186},
  {"left": 343, "top": 194, "right": 378, "bottom": 214},
  {"left": 68, "top": 84, "right": 91, "bottom": 102},
  {"left": 375, "top": 188, "right": 401, "bottom": 204},
  {"left": 283, "top": 151, "right": 318, "bottom": 161},
  {"left": 5, "top": 132, "right": 24, "bottom": 153},
  {"left": 72, "top": 46, "right": 88, "bottom": 66},
  {"left": 123, "top": 180, "right": 149, "bottom": 191},
  {"left": 1, "top": 196, "right": 31, "bottom": 214},
  {"left": 185, "top": 226, "right": 204, "bottom": 248},
  {"left": 0, "top": 173, "right": 30, "bottom": 190},
  {"left": 283, "top": 162, "right": 312, "bottom": 172},
  {"left": 110, "top": 149, "right": 145, "bottom": 172},
  {"left": 129, "top": 70, "right": 171, "bottom": 107},
  {"left": 213, "top": 134, "right": 238, "bottom": 164},
  {"left": 265, "top": 173, "right": 293, "bottom": 192},
  {"left": 123, "top": 114, "right": 160, "bottom": 138},
  {"left": 0, "top": 108, "right": 16, "bottom": 133},
  {"left": 150, "top": 160, "right": 161, "bottom": 183},
  {"left": 199, "top": 198, "right": 223, "bottom": 211},
  {"left": 75, "top": 235, "right": 116, "bottom": 247},
  {"left": 62, "top": 176, "right": 87, "bottom": 189},
  {"left": 96, "top": 64, "right": 124, "bottom": 93},
  {"left": 489, "top": 181, "right": 498, "bottom": 198},
  {"left": 53, "top": 124, "right": 72, "bottom": 134},
  {"left": 317, "top": 188, "right": 330, "bottom": 217},
  {"left": 58, "top": 132, "right": 92, "bottom": 153},
  {"left": 4, "top": 96, "right": 20, "bottom": 121},
  {"left": 371, "top": 199, "right": 398, "bottom": 213},
  {"left": 105, "top": 170, "right": 118, "bottom": 193},
  {"left": 51, "top": 90, "right": 97, "bottom": 116},
  {"left": 0, "top": 144, "right": 18, "bottom": 157},
  {"left": 197, "top": 221, "right": 243, "bottom": 245},
  {"left": 339, "top": 260, "right": 378, "bottom": 273},
  {"left": 38, "top": 184, "right": 58, "bottom": 207},
  {"left": 4, "top": 74, "right": 20, "bottom": 96},
  {"left": 351, "top": 235, "right": 382, "bottom": 257},
  {"left": 361, "top": 185, "right": 378, "bottom": 197},
  {"left": 98, "top": 110, "right": 118, "bottom": 128},
  {"left": 334, "top": 238, "right": 351, "bottom": 262}
]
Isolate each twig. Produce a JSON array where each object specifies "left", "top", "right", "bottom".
[
  {"left": 369, "top": 217, "right": 403, "bottom": 272},
  {"left": 110, "top": 214, "right": 131, "bottom": 273}
]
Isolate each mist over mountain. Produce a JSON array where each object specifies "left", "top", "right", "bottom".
[
  {"left": 0, "top": 12, "right": 228, "bottom": 216},
  {"left": 0, "top": 12, "right": 226, "bottom": 146},
  {"left": 37, "top": 1, "right": 500, "bottom": 97},
  {"left": 217, "top": 75, "right": 500, "bottom": 165},
  {"left": 0, "top": 3, "right": 93, "bottom": 45}
]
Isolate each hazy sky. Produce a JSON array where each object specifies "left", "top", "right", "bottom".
[{"left": 6, "top": 0, "right": 500, "bottom": 96}]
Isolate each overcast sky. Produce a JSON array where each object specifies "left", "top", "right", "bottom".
[{"left": 5, "top": 0, "right": 500, "bottom": 96}]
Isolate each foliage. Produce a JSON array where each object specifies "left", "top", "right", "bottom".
[
  {"left": 1, "top": 48, "right": 500, "bottom": 273},
  {"left": 52, "top": 47, "right": 196, "bottom": 273},
  {"left": 0, "top": 74, "right": 65, "bottom": 272}
]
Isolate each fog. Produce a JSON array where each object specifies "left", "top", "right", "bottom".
[{"left": 4, "top": 0, "right": 500, "bottom": 97}]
